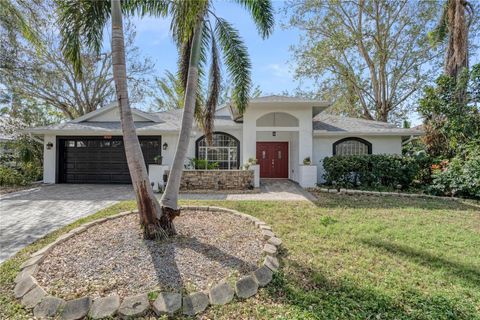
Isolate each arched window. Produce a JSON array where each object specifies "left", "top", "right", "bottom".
[
  {"left": 333, "top": 137, "right": 372, "bottom": 156},
  {"left": 195, "top": 132, "right": 240, "bottom": 169}
]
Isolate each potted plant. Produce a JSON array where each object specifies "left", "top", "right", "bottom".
[
  {"left": 244, "top": 158, "right": 258, "bottom": 170},
  {"left": 154, "top": 155, "right": 163, "bottom": 165},
  {"left": 303, "top": 157, "right": 311, "bottom": 165}
]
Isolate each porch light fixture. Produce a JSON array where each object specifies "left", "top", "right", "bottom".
[
  {"left": 272, "top": 131, "right": 276, "bottom": 137},
  {"left": 46, "top": 142, "right": 53, "bottom": 150},
  {"left": 162, "top": 142, "right": 168, "bottom": 150}
]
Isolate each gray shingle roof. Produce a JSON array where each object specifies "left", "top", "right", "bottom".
[
  {"left": 29, "top": 109, "right": 240, "bottom": 134},
  {"left": 313, "top": 113, "right": 422, "bottom": 135},
  {"left": 250, "top": 95, "right": 328, "bottom": 104},
  {"left": 27, "top": 97, "right": 421, "bottom": 136}
]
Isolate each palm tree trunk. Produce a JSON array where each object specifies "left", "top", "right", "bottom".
[
  {"left": 111, "top": 0, "right": 174, "bottom": 239},
  {"left": 160, "top": 18, "right": 204, "bottom": 211},
  {"left": 445, "top": 0, "right": 468, "bottom": 78}
]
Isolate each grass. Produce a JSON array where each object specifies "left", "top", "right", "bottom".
[{"left": 1, "top": 193, "right": 479, "bottom": 319}]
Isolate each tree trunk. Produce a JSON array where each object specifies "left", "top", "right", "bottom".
[
  {"left": 160, "top": 18, "right": 204, "bottom": 210},
  {"left": 445, "top": 0, "right": 468, "bottom": 78},
  {"left": 110, "top": 0, "right": 175, "bottom": 239}
]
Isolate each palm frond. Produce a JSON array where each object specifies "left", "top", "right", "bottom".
[
  {"left": 203, "top": 31, "right": 221, "bottom": 144},
  {"left": 169, "top": 0, "right": 208, "bottom": 46},
  {"left": 428, "top": 1, "right": 448, "bottom": 48},
  {"left": 177, "top": 36, "right": 192, "bottom": 91},
  {"left": 123, "top": 0, "right": 170, "bottom": 17},
  {"left": 57, "top": 0, "right": 110, "bottom": 77},
  {"left": 177, "top": 21, "right": 211, "bottom": 131},
  {"left": 232, "top": 0, "right": 274, "bottom": 39},
  {"left": 193, "top": 22, "right": 211, "bottom": 133},
  {"left": 154, "top": 70, "right": 184, "bottom": 110},
  {"left": 214, "top": 18, "right": 251, "bottom": 114},
  {"left": 0, "top": 0, "right": 41, "bottom": 47}
]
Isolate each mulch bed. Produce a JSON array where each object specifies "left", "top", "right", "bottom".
[
  {"left": 35, "top": 210, "right": 264, "bottom": 300},
  {"left": 0, "top": 184, "right": 36, "bottom": 195}
]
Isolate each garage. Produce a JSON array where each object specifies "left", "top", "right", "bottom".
[{"left": 57, "top": 136, "right": 161, "bottom": 184}]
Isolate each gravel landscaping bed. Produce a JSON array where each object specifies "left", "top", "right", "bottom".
[{"left": 35, "top": 210, "right": 265, "bottom": 300}]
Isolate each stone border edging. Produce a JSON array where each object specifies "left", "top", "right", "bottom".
[
  {"left": 14, "top": 206, "right": 282, "bottom": 319},
  {"left": 313, "top": 187, "right": 474, "bottom": 202}
]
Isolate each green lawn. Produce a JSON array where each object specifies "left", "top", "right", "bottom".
[{"left": 1, "top": 193, "right": 479, "bottom": 319}]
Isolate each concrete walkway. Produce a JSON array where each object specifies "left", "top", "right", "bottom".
[
  {"left": 0, "top": 180, "right": 314, "bottom": 263},
  {"left": 180, "top": 179, "right": 316, "bottom": 201}
]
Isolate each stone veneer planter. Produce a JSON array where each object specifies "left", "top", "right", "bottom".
[
  {"left": 168, "top": 169, "right": 255, "bottom": 191},
  {"left": 14, "top": 206, "right": 282, "bottom": 319}
]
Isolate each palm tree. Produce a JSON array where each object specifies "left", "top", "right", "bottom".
[
  {"left": 58, "top": 0, "right": 171, "bottom": 239},
  {"left": 57, "top": 0, "right": 273, "bottom": 238},
  {"left": 153, "top": 70, "right": 185, "bottom": 111},
  {"left": 429, "top": 0, "right": 475, "bottom": 78},
  {"left": 152, "top": 69, "right": 262, "bottom": 112},
  {"left": 159, "top": 0, "right": 274, "bottom": 211}
]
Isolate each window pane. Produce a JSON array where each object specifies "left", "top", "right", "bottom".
[
  {"left": 335, "top": 139, "right": 369, "bottom": 155},
  {"left": 112, "top": 140, "right": 123, "bottom": 148},
  {"left": 196, "top": 133, "right": 238, "bottom": 169},
  {"left": 100, "top": 140, "right": 111, "bottom": 147}
]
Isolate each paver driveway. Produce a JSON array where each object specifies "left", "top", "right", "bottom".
[{"left": 0, "top": 184, "right": 134, "bottom": 263}]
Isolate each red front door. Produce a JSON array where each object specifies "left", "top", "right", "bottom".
[{"left": 256, "top": 142, "right": 289, "bottom": 178}]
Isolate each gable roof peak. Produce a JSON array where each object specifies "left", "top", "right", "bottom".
[{"left": 71, "top": 103, "right": 161, "bottom": 123}]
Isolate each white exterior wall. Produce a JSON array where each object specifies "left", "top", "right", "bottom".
[
  {"left": 39, "top": 103, "right": 408, "bottom": 186},
  {"left": 160, "top": 134, "right": 179, "bottom": 166},
  {"left": 43, "top": 135, "right": 56, "bottom": 183},
  {"left": 313, "top": 135, "right": 403, "bottom": 183},
  {"left": 242, "top": 104, "right": 313, "bottom": 182}
]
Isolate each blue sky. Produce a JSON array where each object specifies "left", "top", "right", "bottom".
[
  {"left": 124, "top": 1, "right": 478, "bottom": 125},
  {"left": 129, "top": 1, "right": 303, "bottom": 95}
]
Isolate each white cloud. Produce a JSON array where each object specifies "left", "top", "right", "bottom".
[
  {"left": 131, "top": 16, "right": 170, "bottom": 40},
  {"left": 266, "top": 63, "right": 291, "bottom": 78}
]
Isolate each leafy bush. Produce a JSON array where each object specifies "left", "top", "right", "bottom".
[
  {"left": 0, "top": 166, "right": 28, "bottom": 186},
  {"left": 323, "top": 154, "right": 422, "bottom": 190},
  {"left": 429, "top": 151, "right": 480, "bottom": 199},
  {"left": 418, "top": 64, "right": 480, "bottom": 158},
  {"left": 190, "top": 158, "right": 219, "bottom": 170},
  {"left": 19, "top": 162, "right": 42, "bottom": 182}
]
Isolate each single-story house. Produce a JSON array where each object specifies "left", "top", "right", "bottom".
[{"left": 29, "top": 95, "right": 422, "bottom": 187}]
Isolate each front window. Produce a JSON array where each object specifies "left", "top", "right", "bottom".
[
  {"left": 333, "top": 138, "right": 372, "bottom": 156},
  {"left": 196, "top": 132, "right": 239, "bottom": 169}
]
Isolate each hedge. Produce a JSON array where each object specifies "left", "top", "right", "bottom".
[{"left": 322, "top": 154, "right": 422, "bottom": 190}]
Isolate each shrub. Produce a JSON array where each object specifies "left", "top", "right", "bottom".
[
  {"left": 20, "top": 162, "right": 42, "bottom": 182},
  {"left": 323, "top": 154, "right": 421, "bottom": 190},
  {"left": 190, "top": 158, "right": 219, "bottom": 170},
  {"left": 0, "top": 166, "right": 28, "bottom": 186},
  {"left": 429, "top": 151, "right": 480, "bottom": 199}
]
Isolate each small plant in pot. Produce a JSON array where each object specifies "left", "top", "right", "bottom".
[
  {"left": 244, "top": 158, "right": 258, "bottom": 170},
  {"left": 303, "top": 157, "right": 311, "bottom": 165},
  {"left": 154, "top": 155, "right": 163, "bottom": 165}
]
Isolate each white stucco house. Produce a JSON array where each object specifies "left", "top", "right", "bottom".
[{"left": 29, "top": 95, "right": 422, "bottom": 188}]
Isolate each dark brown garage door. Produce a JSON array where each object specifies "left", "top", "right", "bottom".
[{"left": 57, "top": 136, "right": 161, "bottom": 184}]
